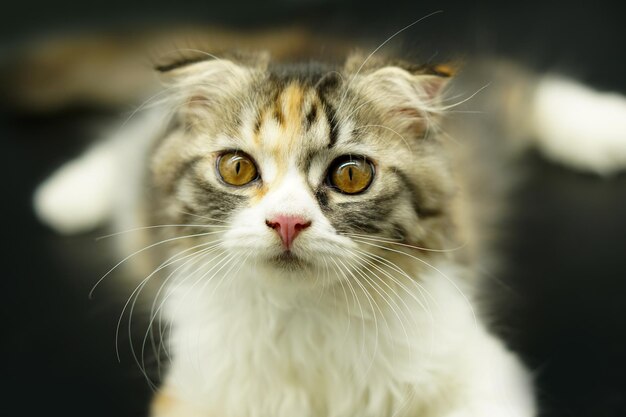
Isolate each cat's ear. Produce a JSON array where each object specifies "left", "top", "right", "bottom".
[
  {"left": 153, "top": 51, "right": 268, "bottom": 123},
  {"left": 346, "top": 54, "right": 455, "bottom": 134}
]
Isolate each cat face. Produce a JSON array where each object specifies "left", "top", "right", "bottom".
[{"left": 150, "top": 55, "right": 456, "bottom": 284}]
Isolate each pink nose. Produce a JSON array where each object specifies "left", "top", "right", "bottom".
[{"left": 265, "top": 215, "right": 312, "bottom": 250}]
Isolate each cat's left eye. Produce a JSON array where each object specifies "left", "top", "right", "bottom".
[
  {"left": 217, "top": 151, "right": 259, "bottom": 186},
  {"left": 327, "top": 156, "right": 374, "bottom": 194}
]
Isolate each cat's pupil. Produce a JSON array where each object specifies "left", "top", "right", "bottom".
[
  {"left": 348, "top": 167, "right": 353, "bottom": 181},
  {"left": 235, "top": 161, "right": 241, "bottom": 175}
]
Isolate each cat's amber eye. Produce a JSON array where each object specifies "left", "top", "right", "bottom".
[
  {"left": 217, "top": 152, "right": 259, "bottom": 186},
  {"left": 328, "top": 156, "right": 374, "bottom": 194}
]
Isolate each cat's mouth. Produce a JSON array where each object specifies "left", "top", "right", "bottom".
[{"left": 268, "top": 251, "right": 311, "bottom": 270}]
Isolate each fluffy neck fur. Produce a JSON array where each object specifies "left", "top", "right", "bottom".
[{"left": 161, "top": 258, "right": 478, "bottom": 417}]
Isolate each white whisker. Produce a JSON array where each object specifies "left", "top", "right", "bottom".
[
  {"left": 354, "top": 239, "right": 478, "bottom": 329},
  {"left": 335, "top": 10, "right": 444, "bottom": 118},
  {"left": 345, "top": 233, "right": 466, "bottom": 253},
  {"left": 89, "top": 230, "right": 223, "bottom": 299},
  {"left": 96, "top": 223, "right": 230, "bottom": 240},
  {"left": 336, "top": 257, "right": 380, "bottom": 380}
]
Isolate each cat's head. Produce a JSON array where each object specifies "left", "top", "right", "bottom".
[{"left": 149, "top": 51, "right": 459, "bottom": 286}]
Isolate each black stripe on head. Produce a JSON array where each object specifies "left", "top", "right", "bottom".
[
  {"left": 315, "top": 71, "right": 341, "bottom": 96},
  {"left": 253, "top": 109, "right": 263, "bottom": 137},
  {"left": 315, "top": 72, "right": 342, "bottom": 148},
  {"left": 155, "top": 57, "right": 207, "bottom": 73},
  {"left": 272, "top": 97, "right": 284, "bottom": 125},
  {"left": 305, "top": 103, "right": 318, "bottom": 130},
  {"left": 322, "top": 102, "right": 339, "bottom": 148}
]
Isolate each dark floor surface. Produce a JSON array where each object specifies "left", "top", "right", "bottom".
[{"left": 2, "top": 1, "right": 626, "bottom": 416}]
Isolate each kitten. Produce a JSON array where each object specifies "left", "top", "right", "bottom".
[{"left": 33, "top": 46, "right": 626, "bottom": 417}]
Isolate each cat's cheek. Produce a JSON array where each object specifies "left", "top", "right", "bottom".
[{"left": 220, "top": 207, "right": 280, "bottom": 253}]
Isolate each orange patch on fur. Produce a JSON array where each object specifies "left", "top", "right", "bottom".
[
  {"left": 280, "top": 83, "right": 305, "bottom": 138},
  {"left": 283, "top": 84, "right": 304, "bottom": 120},
  {"left": 433, "top": 64, "right": 456, "bottom": 77},
  {"left": 251, "top": 83, "right": 310, "bottom": 184},
  {"left": 151, "top": 391, "right": 175, "bottom": 415},
  {"left": 251, "top": 183, "right": 269, "bottom": 203}
]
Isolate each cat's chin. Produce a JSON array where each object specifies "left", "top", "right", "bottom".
[{"left": 250, "top": 250, "right": 331, "bottom": 286}]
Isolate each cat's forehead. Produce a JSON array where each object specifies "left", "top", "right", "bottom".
[
  {"left": 252, "top": 81, "right": 331, "bottom": 151},
  {"left": 235, "top": 69, "right": 358, "bottom": 169}
]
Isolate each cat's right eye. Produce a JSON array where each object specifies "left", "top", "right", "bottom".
[{"left": 217, "top": 151, "right": 259, "bottom": 186}]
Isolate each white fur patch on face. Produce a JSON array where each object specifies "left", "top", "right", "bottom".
[
  {"left": 531, "top": 76, "right": 626, "bottom": 175},
  {"left": 221, "top": 163, "right": 353, "bottom": 271}
]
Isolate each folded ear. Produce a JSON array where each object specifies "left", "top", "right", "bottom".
[
  {"left": 153, "top": 50, "right": 269, "bottom": 124},
  {"left": 348, "top": 55, "right": 454, "bottom": 135}
]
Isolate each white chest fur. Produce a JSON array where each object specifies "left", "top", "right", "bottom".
[{"left": 160, "top": 262, "right": 489, "bottom": 417}]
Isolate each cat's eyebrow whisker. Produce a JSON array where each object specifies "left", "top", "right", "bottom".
[
  {"left": 118, "top": 83, "right": 182, "bottom": 132},
  {"left": 342, "top": 92, "right": 407, "bottom": 123},
  {"left": 90, "top": 230, "right": 225, "bottom": 299},
  {"left": 438, "top": 83, "right": 491, "bottom": 111},
  {"left": 353, "top": 124, "right": 413, "bottom": 153},
  {"left": 96, "top": 223, "right": 230, "bottom": 240},
  {"left": 446, "top": 110, "right": 485, "bottom": 114},
  {"left": 353, "top": 239, "right": 478, "bottom": 329},
  {"left": 334, "top": 10, "right": 444, "bottom": 119}
]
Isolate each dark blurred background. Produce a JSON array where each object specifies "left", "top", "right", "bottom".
[{"left": 2, "top": 1, "right": 625, "bottom": 416}]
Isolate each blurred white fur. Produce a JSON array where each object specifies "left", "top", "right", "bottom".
[
  {"left": 531, "top": 76, "right": 626, "bottom": 175},
  {"left": 34, "top": 108, "right": 169, "bottom": 234},
  {"left": 34, "top": 140, "right": 116, "bottom": 234}
]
